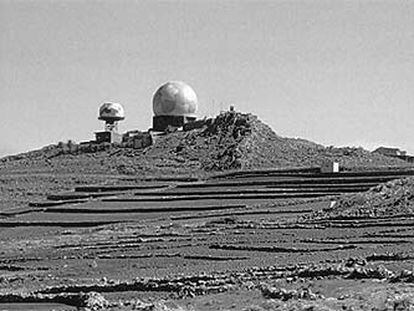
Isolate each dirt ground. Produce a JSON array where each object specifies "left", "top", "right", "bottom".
[{"left": 0, "top": 170, "right": 413, "bottom": 310}]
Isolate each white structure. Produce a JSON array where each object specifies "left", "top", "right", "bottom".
[
  {"left": 321, "top": 161, "right": 340, "bottom": 173},
  {"left": 153, "top": 81, "right": 198, "bottom": 117},
  {"left": 96, "top": 102, "right": 125, "bottom": 143},
  {"left": 152, "top": 81, "right": 198, "bottom": 131},
  {"left": 98, "top": 102, "right": 125, "bottom": 132}
]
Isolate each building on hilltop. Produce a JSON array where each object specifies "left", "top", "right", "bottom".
[
  {"left": 122, "top": 130, "right": 152, "bottom": 149},
  {"left": 95, "top": 102, "right": 125, "bottom": 144},
  {"left": 88, "top": 81, "right": 200, "bottom": 149},
  {"left": 152, "top": 81, "right": 198, "bottom": 132},
  {"left": 373, "top": 147, "right": 407, "bottom": 157},
  {"left": 373, "top": 146, "right": 414, "bottom": 163}
]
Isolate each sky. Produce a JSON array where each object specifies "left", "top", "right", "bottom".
[{"left": 1, "top": 0, "right": 413, "bottom": 157}]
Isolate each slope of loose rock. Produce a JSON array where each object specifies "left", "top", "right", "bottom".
[
  {"left": 311, "top": 177, "right": 414, "bottom": 219},
  {"left": 239, "top": 113, "right": 410, "bottom": 170},
  {"left": 141, "top": 111, "right": 410, "bottom": 172}
]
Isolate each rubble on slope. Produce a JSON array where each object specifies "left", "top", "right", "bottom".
[
  {"left": 310, "top": 177, "right": 414, "bottom": 219},
  {"left": 260, "top": 285, "right": 322, "bottom": 301},
  {"left": 240, "top": 113, "right": 410, "bottom": 170},
  {"left": 143, "top": 111, "right": 409, "bottom": 172}
]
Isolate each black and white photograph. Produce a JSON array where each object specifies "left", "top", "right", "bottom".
[{"left": 0, "top": 0, "right": 413, "bottom": 310}]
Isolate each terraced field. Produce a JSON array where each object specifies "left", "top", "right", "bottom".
[{"left": 0, "top": 169, "right": 413, "bottom": 310}]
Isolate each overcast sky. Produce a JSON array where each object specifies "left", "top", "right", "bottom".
[{"left": 1, "top": 0, "right": 413, "bottom": 157}]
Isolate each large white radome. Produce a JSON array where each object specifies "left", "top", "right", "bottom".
[{"left": 153, "top": 81, "right": 198, "bottom": 117}]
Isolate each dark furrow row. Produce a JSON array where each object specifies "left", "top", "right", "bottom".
[
  {"left": 209, "top": 243, "right": 357, "bottom": 253},
  {"left": 105, "top": 192, "right": 344, "bottom": 202},
  {"left": 45, "top": 204, "right": 247, "bottom": 213},
  {"left": 170, "top": 208, "right": 313, "bottom": 220}
]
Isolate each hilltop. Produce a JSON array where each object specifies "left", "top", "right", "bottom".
[{"left": 0, "top": 111, "right": 410, "bottom": 176}]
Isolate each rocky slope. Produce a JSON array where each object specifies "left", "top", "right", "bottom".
[
  {"left": 0, "top": 111, "right": 410, "bottom": 177},
  {"left": 311, "top": 177, "right": 414, "bottom": 219},
  {"left": 238, "top": 114, "right": 410, "bottom": 170}
]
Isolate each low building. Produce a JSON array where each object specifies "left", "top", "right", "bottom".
[
  {"left": 122, "top": 130, "right": 152, "bottom": 149},
  {"left": 95, "top": 131, "right": 123, "bottom": 144},
  {"left": 373, "top": 147, "right": 407, "bottom": 157},
  {"left": 373, "top": 146, "right": 414, "bottom": 163},
  {"left": 320, "top": 161, "right": 340, "bottom": 173}
]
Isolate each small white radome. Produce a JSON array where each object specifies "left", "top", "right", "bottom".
[{"left": 98, "top": 102, "right": 125, "bottom": 121}]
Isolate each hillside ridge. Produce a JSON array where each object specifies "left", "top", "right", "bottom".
[{"left": 0, "top": 111, "right": 410, "bottom": 176}]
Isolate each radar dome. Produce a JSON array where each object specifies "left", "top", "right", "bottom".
[
  {"left": 153, "top": 81, "right": 198, "bottom": 117},
  {"left": 98, "top": 103, "right": 125, "bottom": 121}
]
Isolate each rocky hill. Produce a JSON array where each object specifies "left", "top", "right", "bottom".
[
  {"left": 238, "top": 114, "right": 411, "bottom": 170},
  {"left": 0, "top": 111, "right": 410, "bottom": 176}
]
